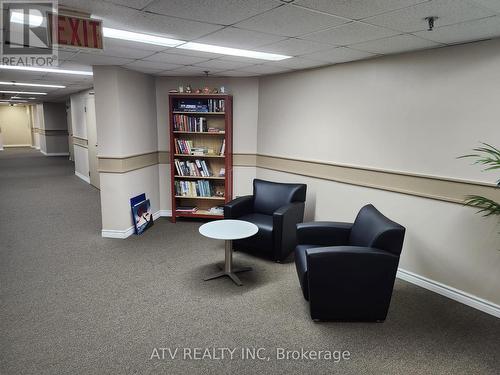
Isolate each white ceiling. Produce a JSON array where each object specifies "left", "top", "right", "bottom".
[{"left": 1, "top": 0, "right": 500, "bottom": 101}]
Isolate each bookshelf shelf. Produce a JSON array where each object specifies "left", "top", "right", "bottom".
[
  {"left": 173, "top": 154, "right": 225, "bottom": 158},
  {"left": 172, "top": 111, "right": 225, "bottom": 115},
  {"left": 175, "top": 196, "right": 225, "bottom": 200},
  {"left": 169, "top": 94, "right": 233, "bottom": 222},
  {"left": 173, "top": 131, "right": 225, "bottom": 135},
  {"left": 174, "top": 175, "right": 225, "bottom": 180}
]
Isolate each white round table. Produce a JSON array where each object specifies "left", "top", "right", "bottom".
[{"left": 199, "top": 219, "right": 258, "bottom": 286}]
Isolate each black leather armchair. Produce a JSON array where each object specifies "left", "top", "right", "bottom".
[
  {"left": 295, "top": 204, "right": 406, "bottom": 321},
  {"left": 224, "top": 179, "right": 307, "bottom": 262}
]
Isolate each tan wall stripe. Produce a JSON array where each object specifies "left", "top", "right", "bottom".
[
  {"left": 97, "top": 151, "right": 498, "bottom": 205},
  {"left": 72, "top": 136, "right": 88, "bottom": 148},
  {"left": 245, "top": 154, "right": 499, "bottom": 205},
  {"left": 98, "top": 151, "right": 170, "bottom": 173}
]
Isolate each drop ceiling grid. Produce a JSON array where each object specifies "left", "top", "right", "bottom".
[{"left": 2, "top": 0, "right": 500, "bottom": 101}]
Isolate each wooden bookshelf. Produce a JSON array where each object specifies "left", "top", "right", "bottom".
[{"left": 169, "top": 94, "right": 233, "bottom": 222}]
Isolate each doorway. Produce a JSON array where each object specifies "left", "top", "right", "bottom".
[{"left": 85, "top": 95, "right": 100, "bottom": 189}]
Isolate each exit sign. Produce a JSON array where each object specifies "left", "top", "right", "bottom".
[{"left": 50, "top": 14, "right": 103, "bottom": 50}]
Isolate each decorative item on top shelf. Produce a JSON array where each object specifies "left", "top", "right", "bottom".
[{"left": 185, "top": 84, "right": 192, "bottom": 93}]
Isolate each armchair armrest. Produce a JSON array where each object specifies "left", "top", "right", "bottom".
[
  {"left": 305, "top": 246, "right": 400, "bottom": 321},
  {"left": 273, "top": 202, "right": 305, "bottom": 261},
  {"left": 297, "top": 221, "right": 352, "bottom": 246},
  {"left": 224, "top": 195, "right": 253, "bottom": 219}
]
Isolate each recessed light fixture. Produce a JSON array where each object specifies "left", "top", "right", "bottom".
[
  {"left": 0, "top": 65, "right": 93, "bottom": 76},
  {"left": 0, "top": 90, "right": 47, "bottom": 95},
  {"left": 177, "top": 42, "right": 291, "bottom": 61},
  {"left": 0, "top": 81, "right": 66, "bottom": 88},
  {"left": 103, "top": 27, "right": 185, "bottom": 47},
  {"left": 0, "top": 99, "right": 28, "bottom": 103}
]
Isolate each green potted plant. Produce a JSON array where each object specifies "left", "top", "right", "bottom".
[{"left": 459, "top": 143, "right": 500, "bottom": 217}]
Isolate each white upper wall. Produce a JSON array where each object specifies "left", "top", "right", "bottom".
[
  {"left": 94, "top": 67, "right": 157, "bottom": 157},
  {"left": 257, "top": 38, "right": 500, "bottom": 184},
  {"left": 155, "top": 77, "right": 259, "bottom": 154}
]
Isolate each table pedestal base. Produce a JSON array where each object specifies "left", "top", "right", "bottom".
[{"left": 204, "top": 240, "right": 252, "bottom": 286}]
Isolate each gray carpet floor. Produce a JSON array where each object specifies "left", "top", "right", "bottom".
[{"left": 0, "top": 148, "right": 499, "bottom": 375}]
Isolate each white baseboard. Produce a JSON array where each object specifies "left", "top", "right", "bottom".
[
  {"left": 101, "top": 210, "right": 172, "bottom": 239},
  {"left": 75, "top": 171, "right": 90, "bottom": 184},
  {"left": 397, "top": 268, "right": 500, "bottom": 318},
  {"left": 40, "top": 150, "right": 70, "bottom": 156},
  {"left": 4, "top": 144, "right": 31, "bottom": 148}
]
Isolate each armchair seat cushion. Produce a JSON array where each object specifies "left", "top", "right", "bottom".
[
  {"left": 237, "top": 213, "right": 273, "bottom": 251},
  {"left": 295, "top": 244, "right": 323, "bottom": 301}
]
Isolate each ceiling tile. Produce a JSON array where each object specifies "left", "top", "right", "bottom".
[
  {"left": 239, "top": 64, "right": 292, "bottom": 74},
  {"left": 413, "top": 15, "right": 500, "bottom": 44},
  {"left": 305, "top": 46, "right": 377, "bottom": 63},
  {"left": 350, "top": 34, "right": 443, "bottom": 54},
  {"left": 265, "top": 57, "right": 329, "bottom": 69},
  {"left": 69, "top": 52, "right": 135, "bottom": 65},
  {"left": 302, "top": 21, "right": 399, "bottom": 45},
  {"left": 102, "top": 38, "right": 170, "bottom": 52},
  {"left": 193, "top": 27, "right": 286, "bottom": 49},
  {"left": 193, "top": 59, "right": 255, "bottom": 70},
  {"left": 144, "top": 0, "right": 279, "bottom": 25},
  {"left": 58, "top": 50, "right": 80, "bottom": 61},
  {"left": 97, "top": 43, "right": 155, "bottom": 59},
  {"left": 293, "top": 0, "right": 427, "bottom": 20},
  {"left": 103, "top": 0, "right": 154, "bottom": 9},
  {"left": 163, "top": 47, "right": 223, "bottom": 59},
  {"left": 470, "top": 0, "right": 500, "bottom": 13},
  {"left": 144, "top": 52, "right": 210, "bottom": 65},
  {"left": 124, "top": 60, "right": 182, "bottom": 72},
  {"left": 164, "top": 65, "right": 226, "bottom": 75},
  {"left": 214, "top": 70, "right": 261, "bottom": 77},
  {"left": 258, "top": 38, "right": 334, "bottom": 55},
  {"left": 235, "top": 4, "right": 348, "bottom": 37},
  {"left": 363, "top": 0, "right": 495, "bottom": 33},
  {"left": 60, "top": 0, "right": 224, "bottom": 40}
]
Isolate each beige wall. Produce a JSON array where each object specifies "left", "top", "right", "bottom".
[
  {"left": 94, "top": 66, "right": 159, "bottom": 232},
  {"left": 0, "top": 105, "right": 31, "bottom": 146},
  {"left": 258, "top": 39, "right": 500, "bottom": 184},
  {"left": 256, "top": 39, "right": 500, "bottom": 306}
]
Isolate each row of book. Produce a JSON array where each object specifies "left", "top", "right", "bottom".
[
  {"left": 174, "top": 138, "right": 225, "bottom": 156},
  {"left": 207, "top": 99, "right": 225, "bottom": 112},
  {"left": 176, "top": 205, "right": 224, "bottom": 215},
  {"left": 175, "top": 180, "right": 218, "bottom": 198},
  {"left": 174, "top": 99, "right": 225, "bottom": 113},
  {"left": 173, "top": 115, "right": 208, "bottom": 132},
  {"left": 174, "top": 159, "right": 211, "bottom": 177},
  {"left": 174, "top": 139, "right": 194, "bottom": 155}
]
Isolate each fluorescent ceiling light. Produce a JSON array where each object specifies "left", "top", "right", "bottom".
[
  {"left": 103, "top": 27, "right": 184, "bottom": 47},
  {"left": 0, "top": 81, "right": 65, "bottom": 88},
  {"left": 0, "top": 65, "right": 93, "bottom": 76},
  {"left": 0, "top": 90, "right": 47, "bottom": 95},
  {"left": 0, "top": 99, "right": 28, "bottom": 103},
  {"left": 177, "top": 42, "right": 291, "bottom": 61}
]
